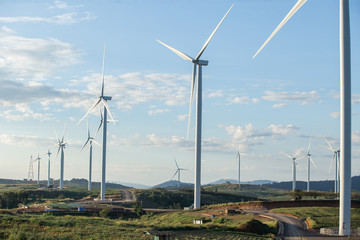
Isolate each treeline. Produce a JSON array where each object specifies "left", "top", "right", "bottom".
[
  {"left": 0, "top": 190, "right": 89, "bottom": 209},
  {"left": 267, "top": 175, "right": 360, "bottom": 192}
]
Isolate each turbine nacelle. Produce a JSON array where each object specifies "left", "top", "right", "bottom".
[
  {"left": 102, "top": 96, "right": 112, "bottom": 101},
  {"left": 192, "top": 59, "right": 208, "bottom": 66}
]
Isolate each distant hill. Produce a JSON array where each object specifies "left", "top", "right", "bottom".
[
  {"left": 267, "top": 175, "right": 360, "bottom": 192},
  {"left": 111, "top": 181, "right": 151, "bottom": 189},
  {"left": 0, "top": 178, "right": 131, "bottom": 190},
  {"left": 207, "top": 178, "right": 277, "bottom": 186},
  {"left": 152, "top": 180, "right": 193, "bottom": 189}
]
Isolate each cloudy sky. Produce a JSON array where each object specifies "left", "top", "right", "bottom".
[{"left": 0, "top": 0, "right": 359, "bottom": 187}]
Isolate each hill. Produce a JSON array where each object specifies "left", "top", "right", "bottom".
[
  {"left": 267, "top": 175, "right": 360, "bottom": 192},
  {"left": 152, "top": 180, "right": 193, "bottom": 189},
  {"left": 207, "top": 178, "right": 277, "bottom": 185}
]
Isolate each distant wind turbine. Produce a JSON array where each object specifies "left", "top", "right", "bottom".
[
  {"left": 34, "top": 154, "right": 41, "bottom": 184},
  {"left": 281, "top": 150, "right": 304, "bottom": 191},
  {"left": 157, "top": 4, "right": 234, "bottom": 209},
  {"left": 53, "top": 127, "right": 69, "bottom": 190},
  {"left": 234, "top": 151, "right": 247, "bottom": 186},
  {"left": 303, "top": 137, "right": 316, "bottom": 192},
  {"left": 45, "top": 149, "right": 51, "bottom": 187},
  {"left": 321, "top": 137, "right": 340, "bottom": 194},
  {"left": 252, "top": 0, "right": 352, "bottom": 235},
  {"left": 78, "top": 44, "right": 115, "bottom": 200},
  {"left": 27, "top": 155, "right": 34, "bottom": 183},
  {"left": 79, "top": 120, "right": 101, "bottom": 191},
  {"left": 171, "top": 158, "right": 187, "bottom": 188}
]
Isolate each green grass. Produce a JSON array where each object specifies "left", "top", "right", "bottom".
[
  {"left": 271, "top": 207, "right": 360, "bottom": 229},
  {"left": 0, "top": 208, "right": 276, "bottom": 239}
]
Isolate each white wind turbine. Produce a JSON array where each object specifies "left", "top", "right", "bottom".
[
  {"left": 322, "top": 137, "right": 340, "bottom": 194},
  {"left": 27, "top": 155, "right": 34, "bottom": 183},
  {"left": 303, "top": 137, "right": 317, "bottom": 192},
  {"left": 34, "top": 154, "right": 41, "bottom": 184},
  {"left": 171, "top": 158, "right": 187, "bottom": 188},
  {"left": 157, "top": 4, "right": 234, "bottom": 209},
  {"left": 45, "top": 149, "right": 51, "bottom": 187},
  {"left": 78, "top": 45, "right": 115, "bottom": 200},
  {"left": 281, "top": 150, "right": 304, "bottom": 191},
  {"left": 252, "top": 0, "right": 352, "bottom": 235},
  {"left": 234, "top": 151, "right": 247, "bottom": 186},
  {"left": 79, "top": 120, "right": 101, "bottom": 191},
  {"left": 53, "top": 128, "right": 69, "bottom": 190}
]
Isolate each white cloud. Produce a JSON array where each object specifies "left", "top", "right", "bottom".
[
  {"left": 177, "top": 114, "right": 188, "bottom": 121},
  {"left": 0, "top": 27, "right": 81, "bottom": 81},
  {"left": 251, "top": 98, "right": 261, "bottom": 104},
  {"left": 353, "top": 131, "right": 360, "bottom": 145},
  {"left": 268, "top": 124, "right": 298, "bottom": 136},
  {"left": 0, "top": 134, "right": 51, "bottom": 147},
  {"left": 0, "top": 12, "right": 95, "bottom": 25},
  {"left": 228, "top": 96, "right": 250, "bottom": 104},
  {"left": 148, "top": 108, "right": 170, "bottom": 116},
  {"left": 272, "top": 103, "right": 287, "bottom": 109},
  {"left": 329, "top": 112, "right": 340, "bottom": 118},
  {"left": 262, "top": 90, "right": 320, "bottom": 105},
  {"left": 207, "top": 90, "right": 224, "bottom": 98},
  {"left": 353, "top": 94, "right": 360, "bottom": 104},
  {"left": 49, "top": 1, "right": 83, "bottom": 10}
]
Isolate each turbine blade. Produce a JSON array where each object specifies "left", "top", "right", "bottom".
[
  {"left": 280, "top": 151, "right": 292, "bottom": 159},
  {"left": 328, "top": 153, "right": 335, "bottom": 173},
  {"left": 87, "top": 119, "right": 90, "bottom": 138},
  {"left": 77, "top": 98, "right": 102, "bottom": 125},
  {"left": 62, "top": 121, "right": 67, "bottom": 141},
  {"left": 309, "top": 157, "right": 317, "bottom": 168},
  {"left": 296, "top": 155, "right": 307, "bottom": 161},
  {"left": 53, "top": 126, "right": 59, "bottom": 142},
  {"left": 94, "top": 119, "right": 103, "bottom": 139},
  {"left": 56, "top": 146, "right": 61, "bottom": 159},
  {"left": 171, "top": 170, "right": 179, "bottom": 180},
  {"left": 156, "top": 39, "right": 194, "bottom": 62},
  {"left": 187, "top": 64, "right": 197, "bottom": 139},
  {"left": 91, "top": 139, "right": 102, "bottom": 147},
  {"left": 252, "top": 0, "right": 307, "bottom": 59},
  {"left": 80, "top": 139, "right": 90, "bottom": 153},
  {"left": 322, "top": 136, "right": 335, "bottom": 150},
  {"left": 174, "top": 157, "right": 179, "bottom": 169},
  {"left": 195, "top": 4, "right": 234, "bottom": 60},
  {"left": 320, "top": 144, "right": 337, "bottom": 152},
  {"left": 240, "top": 153, "right": 248, "bottom": 156},
  {"left": 307, "top": 136, "right": 312, "bottom": 153},
  {"left": 101, "top": 43, "right": 106, "bottom": 97},
  {"left": 101, "top": 99, "right": 116, "bottom": 125},
  {"left": 293, "top": 149, "right": 302, "bottom": 158}
]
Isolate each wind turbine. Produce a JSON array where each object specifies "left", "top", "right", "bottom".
[
  {"left": 234, "top": 151, "right": 247, "bottom": 186},
  {"left": 27, "top": 155, "right": 34, "bottom": 184},
  {"left": 79, "top": 120, "right": 101, "bottom": 191},
  {"left": 252, "top": 0, "right": 352, "bottom": 235},
  {"left": 78, "top": 45, "right": 115, "bottom": 200},
  {"left": 171, "top": 158, "right": 187, "bottom": 188},
  {"left": 34, "top": 154, "right": 41, "bottom": 184},
  {"left": 53, "top": 127, "right": 69, "bottom": 190},
  {"left": 281, "top": 150, "right": 304, "bottom": 191},
  {"left": 322, "top": 137, "right": 340, "bottom": 194},
  {"left": 45, "top": 149, "right": 51, "bottom": 187},
  {"left": 157, "top": 4, "right": 233, "bottom": 209},
  {"left": 303, "top": 137, "right": 316, "bottom": 192}
]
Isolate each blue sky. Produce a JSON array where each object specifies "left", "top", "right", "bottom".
[{"left": 0, "top": 0, "right": 359, "bottom": 186}]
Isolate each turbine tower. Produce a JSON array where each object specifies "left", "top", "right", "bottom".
[
  {"left": 252, "top": 0, "right": 352, "bottom": 235},
  {"left": 171, "top": 158, "right": 187, "bottom": 188},
  {"left": 157, "top": 4, "right": 233, "bottom": 209},
  {"left": 45, "top": 149, "right": 51, "bottom": 187},
  {"left": 27, "top": 155, "right": 34, "bottom": 184},
  {"left": 235, "top": 151, "right": 247, "bottom": 186},
  {"left": 34, "top": 154, "right": 41, "bottom": 184},
  {"left": 79, "top": 120, "right": 101, "bottom": 191},
  {"left": 78, "top": 45, "right": 115, "bottom": 200},
  {"left": 303, "top": 137, "right": 316, "bottom": 192},
  {"left": 53, "top": 128, "right": 69, "bottom": 190},
  {"left": 322, "top": 137, "right": 341, "bottom": 194},
  {"left": 281, "top": 150, "right": 303, "bottom": 191}
]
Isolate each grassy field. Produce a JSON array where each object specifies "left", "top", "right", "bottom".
[
  {"left": 0, "top": 209, "right": 276, "bottom": 239},
  {"left": 271, "top": 207, "right": 360, "bottom": 229}
]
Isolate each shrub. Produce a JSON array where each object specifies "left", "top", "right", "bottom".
[{"left": 238, "top": 219, "right": 271, "bottom": 235}]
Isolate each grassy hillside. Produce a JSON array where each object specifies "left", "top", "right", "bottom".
[{"left": 134, "top": 188, "right": 258, "bottom": 209}]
